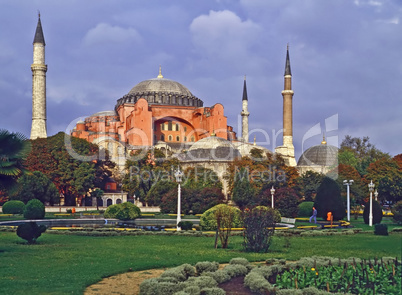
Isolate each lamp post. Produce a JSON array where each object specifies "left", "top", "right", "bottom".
[
  {"left": 174, "top": 167, "right": 184, "bottom": 231},
  {"left": 270, "top": 186, "right": 275, "bottom": 209},
  {"left": 368, "top": 180, "right": 375, "bottom": 227},
  {"left": 343, "top": 180, "right": 354, "bottom": 222},
  {"left": 374, "top": 189, "right": 378, "bottom": 201}
]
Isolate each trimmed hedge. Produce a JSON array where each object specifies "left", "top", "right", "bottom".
[
  {"left": 104, "top": 202, "right": 141, "bottom": 220},
  {"left": 23, "top": 199, "right": 45, "bottom": 219},
  {"left": 298, "top": 201, "right": 314, "bottom": 217},
  {"left": 2, "top": 200, "right": 25, "bottom": 214},
  {"left": 199, "top": 204, "right": 242, "bottom": 231}
]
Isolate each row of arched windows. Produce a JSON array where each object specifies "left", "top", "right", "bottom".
[{"left": 155, "top": 134, "right": 195, "bottom": 142}]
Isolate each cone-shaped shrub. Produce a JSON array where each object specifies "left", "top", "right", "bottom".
[
  {"left": 363, "top": 200, "right": 383, "bottom": 224},
  {"left": 314, "top": 177, "right": 345, "bottom": 220}
]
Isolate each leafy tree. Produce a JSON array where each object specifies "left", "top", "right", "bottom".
[
  {"left": 243, "top": 206, "right": 277, "bottom": 252},
  {"left": 214, "top": 204, "right": 238, "bottom": 248},
  {"left": 146, "top": 180, "right": 176, "bottom": 206},
  {"left": 0, "top": 129, "right": 31, "bottom": 193},
  {"left": 393, "top": 154, "right": 402, "bottom": 169},
  {"left": 365, "top": 158, "right": 402, "bottom": 205},
  {"left": 314, "top": 177, "right": 346, "bottom": 220},
  {"left": 182, "top": 166, "right": 222, "bottom": 190},
  {"left": 199, "top": 204, "right": 242, "bottom": 231},
  {"left": 295, "top": 171, "right": 324, "bottom": 201},
  {"left": 89, "top": 188, "right": 104, "bottom": 210},
  {"left": 391, "top": 201, "right": 402, "bottom": 225},
  {"left": 11, "top": 171, "right": 59, "bottom": 205},
  {"left": 340, "top": 135, "right": 389, "bottom": 175},
  {"left": 24, "top": 132, "right": 114, "bottom": 206},
  {"left": 336, "top": 164, "right": 365, "bottom": 205},
  {"left": 122, "top": 149, "right": 179, "bottom": 204},
  {"left": 231, "top": 167, "right": 256, "bottom": 210},
  {"left": 160, "top": 186, "right": 224, "bottom": 214},
  {"left": 271, "top": 187, "right": 300, "bottom": 218}
]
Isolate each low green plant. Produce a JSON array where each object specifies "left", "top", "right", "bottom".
[
  {"left": 104, "top": 202, "right": 141, "bottom": 220},
  {"left": 199, "top": 204, "right": 242, "bottom": 231},
  {"left": 16, "top": 222, "right": 46, "bottom": 244},
  {"left": 195, "top": 261, "right": 219, "bottom": 274},
  {"left": 178, "top": 221, "right": 193, "bottom": 230},
  {"left": 2, "top": 200, "right": 25, "bottom": 214},
  {"left": 23, "top": 199, "right": 45, "bottom": 219},
  {"left": 374, "top": 224, "right": 388, "bottom": 236}
]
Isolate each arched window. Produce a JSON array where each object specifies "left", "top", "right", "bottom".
[
  {"left": 161, "top": 124, "right": 165, "bottom": 131},
  {"left": 184, "top": 127, "right": 187, "bottom": 132},
  {"left": 176, "top": 136, "right": 180, "bottom": 142},
  {"left": 176, "top": 124, "right": 179, "bottom": 131},
  {"left": 168, "top": 135, "right": 173, "bottom": 141},
  {"left": 191, "top": 136, "right": 195, "bottom": 142},
  {"left": 184, "top": 136, "right": 187, "bottom": 142},
  {"left": 168, "top": 121, "right": 172, "bottom": 131},
  {"left": 161, "top": 134, "right": 165, "bottom": 141}
]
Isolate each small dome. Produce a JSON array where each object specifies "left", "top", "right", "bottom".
[
  {"left": 297, "top": 143, "right": 339, "bottom": 167},
  {"left": 180, "top": 136, "right": 241, "bottom": 161}
]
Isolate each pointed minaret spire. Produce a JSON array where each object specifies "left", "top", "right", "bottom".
[
  {"left": 30, "top": 13, "right": 48, "bottom": 139},
  {"left": 157, "top": 65, "right": 163, "bottom": 78},
  {"left": 242, "top": 75, "right": 248, "bottom": 101},
  {"left": 33, "top": 12, "right": 45, "bottom": 45},
  {"left": 241, "top": 75, "right": 249, "bottom": 142},
  {"left": 284, "top": 43, "right": 291, "bottom": 76}
]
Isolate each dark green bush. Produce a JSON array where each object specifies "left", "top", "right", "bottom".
[
  {"left": 178, "top": 221, "right": 193, "bottom": 230},
  {"left": 314, "top": 177, "right": 345, "bottom": 220},
  {"left": 104, "top": 202, "right": 141, "bottom": 220},
  {"left": 298, "top": 201, "right": 314, "bottom": 217},
  {"left": 374, "top": 223, "right": 388, "bottom": 236},
  {"left": 16, "top": 222, "right": 46, "bottom": 244},
  {"left": 23, "top": 199, "right": 45, "bottom": 219},
  {"left": 2, "top": 200, "right": 25, "bottom": 214},
  {"left": 391, "top": 201, "right": 402, "bottom": 224},
  {"left": 363, "top": 200, "right": 383, "bottom": 225}
]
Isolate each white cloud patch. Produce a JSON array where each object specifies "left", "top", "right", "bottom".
[
  {"left": 377, "top": 17, "right": 399, "bottom": 24},
  {"left": 83, "top": 23, "right": 142, "bottom": 47},
  {"left": 190, "top": 10, "right": 261, "bottom": 60}
]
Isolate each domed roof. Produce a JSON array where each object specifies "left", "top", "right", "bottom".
[
  {"left": 180, "top": 135, "right": 241, "bottom": 162},
  {"left": 128, "top": 78, "right": 193, "bottom": 97},
  {"left": 90, "top": 110, "right": 117, "bottom": 117},
  {"left": 115, "top": 67, "right": 203, "bottom": 109},
  {"left": 297, "top": 142, "right": 339, "bottom": 167}
]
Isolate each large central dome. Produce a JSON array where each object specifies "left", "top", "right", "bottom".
[
  {"left": 128, "top": 78, "right": 193, "bottom": 97},
  {"left": 116, "top": 68, "right": 203, "bottom": 109}
]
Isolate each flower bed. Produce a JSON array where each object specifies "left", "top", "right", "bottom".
[{"left": 139, "top": 256, "right": 401, "bottom": 295}]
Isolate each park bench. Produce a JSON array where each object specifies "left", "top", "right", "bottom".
[{"left": 281, "top": 217, "right": 296, "bottom": 224}]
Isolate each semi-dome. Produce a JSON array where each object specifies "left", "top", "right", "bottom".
[
  {"left": 115, "top": 67, "right": 203, "bottom": 109},
  {"left": 297, "top": 141, "right": 339, "bottom": 167},
  {"left": 179, "top": 135, "right": 241, "bottom": 162}
]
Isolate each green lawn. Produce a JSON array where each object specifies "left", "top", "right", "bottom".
[{"left": 1, "top": 231, "right": 401, "bottom": 294}]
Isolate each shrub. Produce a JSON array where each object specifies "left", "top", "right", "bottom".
[
  {"left": 199, "top": 204, "right": 242, "bottom": 231},
  {"left": 199, "top": 287, "right": 226, "bottom": 295},
  {"left": 374, "top": 223, "right": 388, "bottom": 236},
  {"left": 243, "top": 206, "right": 277, "bottom": 253},
  {"left": 195, "top": 261, "right": 219, "bottom": 275},
  {"left": 363, "top": 200, "right": 383, "bottom": 225},
  {"left": 201, "top": 270, "right": 231, "bottom": 284},
  {"left": 391, "top": 201, "right": 402, "bottom": 224},
  {"left": 222, "top": 264, "right": 248, "bottom": 278},
  {"left": 104, "top": 202, "right": 141, "bottom": 220},
  {"left": 244, "top": 271, "right": 273, "bottom": 293},
  {"left": 274, "top": 187, "right": 300, "bottom": 218},
  {"left": 16, "top": 222, "right": 46, "bottom": 244},
  {"left": 178, "top": 221, "right": 193, "bottom": 231},
  {"left": 23, "top": 199, "right": 45, "bottom": 219},
  {"left": 2, "top": 200, "right": 25, "bottom": 214},
  {"left": 314, "top": 177, "right": 345, "bottom": 220},
  {"left": 298, "top": 201, "right": 314, "bottom": 217}
]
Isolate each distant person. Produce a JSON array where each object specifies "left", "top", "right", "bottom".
[{"left": 310, "top": 207, "right": 317, "bottom": 223}]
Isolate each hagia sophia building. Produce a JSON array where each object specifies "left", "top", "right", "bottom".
[{"left": 30, "top": 15, "right": 338, "bottom": 201}]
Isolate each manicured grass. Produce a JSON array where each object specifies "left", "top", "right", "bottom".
[{"left": 1, "top": 231, "right": 401, "bottom": 294}]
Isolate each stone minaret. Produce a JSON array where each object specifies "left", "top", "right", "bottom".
[
  {"left": 30, "top": 13, "right": 47, "bottom": 139},
  {"left": 241, "top": 75, "right": 249, "bottom": 142},
  {"left": 275, "top": 45, "right": 296, "bottom": 166}
]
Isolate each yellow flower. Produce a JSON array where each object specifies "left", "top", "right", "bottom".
[
  {"left": 311, "top": 267, "right": 315, "bottom": 271},
  {"left": 316, "top": 272, "right": 319, "bottom": 275}
]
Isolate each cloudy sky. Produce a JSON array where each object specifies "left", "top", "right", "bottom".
[{"left": 1, "top": 0, "right": 401, "bottom": 159}]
